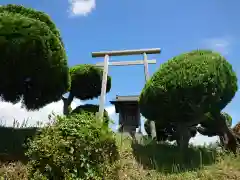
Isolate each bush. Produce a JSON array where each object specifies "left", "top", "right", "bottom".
[{"left": 26, "top": 113, "right": 119, "bottom": 179}]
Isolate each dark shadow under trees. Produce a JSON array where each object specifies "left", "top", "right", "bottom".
[{"left": 131, "top": 138, "right": 218, "bottom": 174}]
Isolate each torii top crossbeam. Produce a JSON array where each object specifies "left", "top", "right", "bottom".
[{"left": 92, "top": 48, "right": 161, "bottom": 57}]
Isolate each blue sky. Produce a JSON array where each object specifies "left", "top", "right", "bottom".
[{"left": 1, "top": 0, "right": 240, "bottom": 133}]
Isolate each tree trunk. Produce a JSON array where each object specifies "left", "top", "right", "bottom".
[
  {"left": 219, "top": 128, "right": 237, "bottom": 154},
  {"left": 232, "top": 130, "right": 240, "bottom": 145},
  {"left": 176, "top": 125, "right": 191, "bottom": 151},
  {"left": 213, "top": 112, "right": 237, "bottom": 154},
  {"left": 219, "top": 135, "right": 224, "bottom": 147},
  {"left": 62, "top": 93, "right": 74, "bottom": 115}
]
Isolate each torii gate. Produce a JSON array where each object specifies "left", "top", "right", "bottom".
[{"left": 91, "top": 48, "right": 161, "bottom": 137}]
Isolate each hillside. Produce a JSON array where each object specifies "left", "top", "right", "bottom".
[{"left": 1, "top": 134, "right": 240, "bottom": 180}]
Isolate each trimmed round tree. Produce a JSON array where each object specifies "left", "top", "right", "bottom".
[
  {"left": 139, "top": 49, "right": 238, "bottom": 150},
  {"left": 71, "top": 104, "right": 110, "bottom": 125},
  {"left": 63, "top": 64, "right": 111, "bottom": 115},
  {"left": 0, "top": 4, "right": 62, "bottom": 42},
  {"left": 0, "top": 5, "right": 70, "bottom": 110}
]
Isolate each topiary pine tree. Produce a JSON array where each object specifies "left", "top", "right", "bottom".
[
  {"left": 0, "top": 4, "right": 62, "bottom": 43},
  {"left": 71, "top": 104, "right": 110, "bottom": 125},
  {"left": 0, "top": 4, "right": 70, "bottom": 110},
  {"left": 139, "top": 49, "right": 238, "bottom": 150},
  {"left": 63, "top": 64, "right": 111, "bottom": 115}
]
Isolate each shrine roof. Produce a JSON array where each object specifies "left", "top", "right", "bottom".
[{"left": 110, "top": 95, "right": 139, "bottom": 104}]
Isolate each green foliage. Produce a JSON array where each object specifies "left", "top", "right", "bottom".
[
  {"left": 132, "top": 139, "right": 218, "bottom": 174},
  {"left": 71, "top": 104, "right": 110, "bottom": 125},
  {"left": 0, "top": 4, "right": 62, "bottom": 42},
  {"left": 26, "top": 113, "right": 119, "bottom": 179},
  {"left": 0, "top": 127, "right": 38, "bottom": 161},
  {"left": 139, "top": 49, "right": 238, "bottom": 124},
  {"left": 69, "top": 64, "right": 111, "bottom": 100},
  {"left": 222, "top": 112, "right": 233, "bottom": 127},
  {"left": 201, "top": 112, "right": 232, "bottom": 129},
  {"left": 0, "top": 6, "right": 70, "bottom": 110},
  {"left": 197, "top": 112, "right": 233, "bottom": 137}
]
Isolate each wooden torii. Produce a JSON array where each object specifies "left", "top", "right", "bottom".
[{"left": 91, "top": 48, "right": 161, "bottom": 137}]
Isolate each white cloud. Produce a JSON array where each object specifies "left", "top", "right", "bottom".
[
  {"left": 202, "top": 36, "right": 232, "bottom": 55},
  {"left": 190, "top": 133, "right": 218, "bottom": 145},
  {"left": 0, "top": 102, "right": 116, "bottom": 128},
  {"left": 0, "top": 99, "right": 219, "bottom": 145},
  {"left": 0, "top": 99, "right": 80, "bottom": 127},
  {"left": 68, "top": 0, "right": 96, "bottom": 16},
  {"left": 105, "top": 105, "right": 119, "bottom": 131},
  {"left": 105, "top": 105, "right": 115, "bottom": 116}
]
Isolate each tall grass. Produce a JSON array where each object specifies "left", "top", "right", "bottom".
[{"left": 115, "top": 134, "right": 240, "bottom": 180}]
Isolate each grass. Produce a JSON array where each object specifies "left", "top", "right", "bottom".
[
  {"left": 0, "top": 162, "right": 28, "bottom": 179},
  {"left": 132, "top": 141, "right": 217, "bottom": 173},
  {"left": 1, "top": 132, "right": 240, "bottom": 179},
  {"left": 115, "top": 134, "right": 240, "bottom": 180}
]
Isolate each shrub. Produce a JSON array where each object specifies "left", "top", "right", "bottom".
[{"left": 26, "top": 113, "right": 119, "bottom": 179}]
